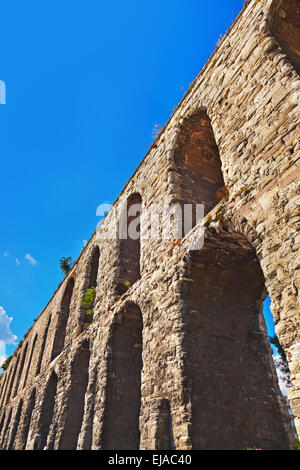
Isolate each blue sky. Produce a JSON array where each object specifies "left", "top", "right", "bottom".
[{"left": 0, "top": 0, "right": 277, "bottom": 363}]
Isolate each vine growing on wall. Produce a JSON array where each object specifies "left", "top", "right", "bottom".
[{"left": 81, "top": 286, "right": 96, "bottom": 317}]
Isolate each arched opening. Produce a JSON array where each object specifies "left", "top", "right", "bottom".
[
  {"left": 0, "top": 408, "right": 12, "bottom": 449},
  {"left": 23, "top": 334, "right": 38, "bottom": 388},
  {"left": 36, "top": 371, "right": 58, "bottom": 450},
  {"left": 7, "top": 399, "right": 23, "bottom": 449},
  {"left": 0, "top": 363, "right": 13, "bottom": 407},
  {"left": 51, "top": 278, "right": 75, "bottom": 361},
  {"left": 0, "top": 412, "right": 6, "bottom": 448},
  {"left": 174, "top": 110, "right": 225, "bottom": 228},
  {"left": 0, "top": 378, "right": 6, "bottom": 406},
  {"left": 88, "top": 245, "right": 100, "bottom": 289},
  {"left": 269, "top": 0, "right": 300, "bottom": 75},
  {"left": 184, "top": 231, "right": 295, "bottom": 449},
  {"left": 59, "top": 342, "right": 90, "bottom": 450},
  {"left": 102, "top": 303, "right": 143, "bottom": 450},
  {"left": 0, "top": 412, "right": 6, "bottom": 437},
  {"left": 12, "top": 343, "right": 28, "bottom": 399},
  {"left": 21, "top": 388, "right": 36, "bottom": 450},
  {"left": 36, "top": 315, "right": 52, "bottom": 376},
  {"left": 79, "top": 246, "right": 100, "bottom": 329},
  {"left": 152, "top": 398, "right": 176, "bottom": 450},
  {"left": 116, "top": 193, "right": 142, "bottom": 296},
  {"left": 0, "top": 374, "right": 8, "bottom": 406}
]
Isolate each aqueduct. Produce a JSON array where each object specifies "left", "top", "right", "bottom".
[{"left": 0, "top": 0, "right": 299, "bottom": 450}]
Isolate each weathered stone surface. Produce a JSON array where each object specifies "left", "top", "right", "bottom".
[{"left": 0, "top": 0, "right": 299, "bottom": 450}]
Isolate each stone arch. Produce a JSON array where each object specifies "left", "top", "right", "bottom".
[
  {"left": 151, "top": 398, "right": 176, "bottom": 450},
  {"left": 172, "top": 109, "right": 225, "bottom": 228},
  {"left": 20, "top": 388, "right": 36, "bottom": 450},
  {"left": 36, "top": 315, "right": 52, "bottom": 376},
  {"left": 268, "top": 0, "right": 300, "bottom": 75},
  {"left": 0, "top": 408, "right": 12, "bottom": 449},
  {"left": 12, "top": 342, "right": 28, "bottom": 399},
  {"left": 23, "top": 334, "right": 38, "bottom": 388},
  {"left": 223, "top": 213, "right": 300, "bottom": 439},
  {"left": 51, "top": 277, "right": 75, "bottom": 361},
  {"left": 1, "top": 355, "right": 18, "bottom": 406},
  {"left": 183, "top": 227, "right": 295, "bottom": 449},
  {"left": 36, "top": 371, "right": 58, "bottom": 450},
  {"left": 116, "top": 193, "right": 142, "bottom": 296},
  {"left": 0, "top": 410, "right": 5, "bottom": 432},
  {"left": 0, "top": 378, "right": 5, "bottom": 403},
  {"left": 79, "top": 245, "right": 100, "bottom": 329},
  {"left": 88, "top": 245, "right": 100, "bottom": 289},
  {"left": 102, "top": 302, "right": 143, "bottom": 450},
  {"left": 0, "top": 374, "right": 7, "bottom": 406},
  {"left": 59, "top": 341, "right": 90, "bottom": 450},
  {"left": 0, "top": 411, "right": 6, "bottom": 441},
  {"left": 7, "top": 399, "right": 23, "bottom": 449},
  {"left": 0, "top": 362, "right": 13, "bottom": 406}
]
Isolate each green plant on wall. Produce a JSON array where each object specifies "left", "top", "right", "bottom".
[{"left": 81, "top": 286, "right": 96, "bottom": 316}]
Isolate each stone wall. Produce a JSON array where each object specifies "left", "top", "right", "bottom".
[{"left": 0, "top": 0, "right": 299, "bottom": 450}]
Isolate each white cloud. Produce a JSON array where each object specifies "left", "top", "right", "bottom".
[
  {"left": 0, "top": 307, "right": 17, "bottom": 372},
  {"left": 273, "top": 354, "right": 288, "bottom": 396},
  {"left": 3, "top": 251, "right": 9, "bottom": 257},
  {"left": 0, "top": 355, "right": 6, "bottom": 369},
  {"left": 0, "top": 307, "right": 17, "bottom": 346},
  {"left": 0, "top": 340, "right": 9, "bottom": 374},
  {"left": 0, "top": 340, "right": 6, "bottom": 363},
  {"left": 0, "top": 340, "right": 6, "bottom": 371},
  {"left": 16, "top": 258, "right": 20, "bottom": 265},
  {"left": 25, "top": 253, "right": 38, "bottom": 266}
]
